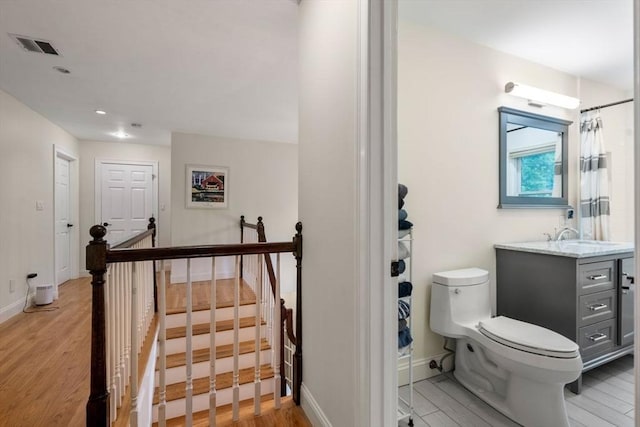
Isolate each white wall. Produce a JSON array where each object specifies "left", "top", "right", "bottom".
[
  {"left": 398, "top": 21, "right": 632, "bottom": 379},
  {"left": 298, "top": 1, "right": 359, "bottom": 425},
  {"left": 170, "top": 132, "right": 298, "bottom": 293},
  {"left": 0, "top": 89, "right": 79, "bottom": 321},
  {"left": 78, "top": 140, "right": 171, "bottom": 265}
]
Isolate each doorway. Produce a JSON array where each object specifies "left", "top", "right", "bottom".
[
  {"left": 95, "top": 160, "right": 158, "bottom": 242},
  {"left": 54, "top": 150, "right": 76, "bottom": 294}
]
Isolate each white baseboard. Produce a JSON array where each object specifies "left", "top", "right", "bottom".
[
  {"left": 301, "top": 383, "right": 332, "bottom": 427},
  {"left": 398, "top": 352, "right": 454, "bottom": 386},
  {"left": 0, "top": 296, "right": 29, "bottom": 324}
]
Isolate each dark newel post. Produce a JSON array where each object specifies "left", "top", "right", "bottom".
[
  {"left": 148, "top": 217, "right": 158, "bottom": 312},
  {"left": 293, "top": 222, "right": 303, "bottom": 405},
  {"left": 240, "top": 215, "right": 245, "bottom": 278},
  {"left": 86, "top": 225, "right": 110, "bottom": 427},
  {"left": 257, "top": 216, "right": 265, "bottom": 242},
  {"left": 280, "top": 298, "right": 287, "bottom": 397}
]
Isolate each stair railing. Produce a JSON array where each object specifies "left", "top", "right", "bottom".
[
  {"left": 240, "top": 216, "right": 302, "bottom": 404},
  {"left": 86, "top": 219, "right": 302, "bottom": 427}
]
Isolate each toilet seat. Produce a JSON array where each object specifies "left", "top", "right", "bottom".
[{"left": 478, "top": 316, "right": 579, "bottom": 359}]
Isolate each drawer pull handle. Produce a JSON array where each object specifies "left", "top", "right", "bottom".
[
  {"left": 588, "top": 303, "right": 607, "bottom": 311},
  {"left": 588, "top": 333, "right": 608, "bottom": 342},
  {"left": 588, "top": 274, "right": 607, "bottom": 281}
]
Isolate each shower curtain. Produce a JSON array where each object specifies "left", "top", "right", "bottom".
[{"left": 580, "top": 114, "right": 610, "bottom": 240}]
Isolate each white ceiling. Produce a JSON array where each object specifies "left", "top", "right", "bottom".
[
  {"left": 0, "top": 1, "right": 633, "bottom": 147},
  {"left": 0, "top": 0, "right": 298, "bottom": 146},
  {"left": 399, "top": 0, "right": 634, "bottom": 91}
]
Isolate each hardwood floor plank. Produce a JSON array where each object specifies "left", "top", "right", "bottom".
[
  {"left": 582, "top": 375, "right": 635, "bottom": 405},
  {"left": 570, "top": 387, "right": 633, "bottom": 415}
]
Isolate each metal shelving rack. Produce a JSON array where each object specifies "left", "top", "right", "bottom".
[{"left": 397, "top": 230, "right": 414, "bottom": 426}]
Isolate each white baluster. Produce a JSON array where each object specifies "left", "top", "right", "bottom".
[
  {"left": 130, "top": 262, "right": 139, "bottom": 427},
  {"left": 274, "top": 253, "right": 281, "bottom": 408},
  {"left": 117, "top": 263, "right": 125, "bottom": 404},
  {"left": 254, "top": 256, "right": 263, "bottom": 415},
  {"left": 232, "top": 256, "right": 240, "bottom": 421},
  {"left": 209, "top": 257, "right": 217, "bottom": 426},
  {"left": 158, "top": 260, "right": 167, "bottom": 427},
  {"left": 124, "top": 263, "right": 131, "bottom": 390},
  {"left": 186, "top": 259, "right": 193, "bottom": 427}
]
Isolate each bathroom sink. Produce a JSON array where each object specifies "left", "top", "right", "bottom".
[{"left": 559, "top": 240, "right": 619, "bottom": 247}]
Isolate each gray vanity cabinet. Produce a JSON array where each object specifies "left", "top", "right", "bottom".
[{"left": 495, "top": 249, "right": 634, "bottom": 394}]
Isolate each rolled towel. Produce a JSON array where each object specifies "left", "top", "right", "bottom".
[
  {"left": 398, "top": 281, "right": 413, "bottom": 298},
  {"left": 399, "top": 220, "right": 413, "bottom": 230},
  {"left": 397, "top": 259, "right": 406, "bottom": 275},
  {"left": 398, "top": 319, "right": 407, "bottom": 332},
  {"left": 398, "top": 242, "right": 410, "bottom": 260},
  {"left": 399, "top": 196, "right": 405, "bottom": 210},
  {"left": 398, "top": 299, "right": 411, "bottom": 320},
  {"left": 398, "top": 326, "right": 413, "bottom": 348},
  {"left": 399, "top": 209, "right": 408, "bottom": 221},
  {"left": 398, "top": 183, "right": 408, "bottom": 200},
  {"left": 398, "top": 228, "right": 411, "bottom": 239}
]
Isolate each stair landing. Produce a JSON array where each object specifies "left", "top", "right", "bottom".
[{"left": 165, "top": 276, "right": 257, "bottom": 314}]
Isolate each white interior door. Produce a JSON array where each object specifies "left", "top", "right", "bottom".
[
  {"left": 55, "top": 156, "right": 71, "bottom": 286},
  {"left": 100, "top": 162, "right": 154, "bottom": 242}
]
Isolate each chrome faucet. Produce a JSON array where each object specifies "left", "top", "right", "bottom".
[{"left": 555, "top": 226, "right": 579, "bottom": 241}]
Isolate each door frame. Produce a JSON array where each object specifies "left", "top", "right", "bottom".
[
  {"left": 53, "top": 146, "right": 78, "bottom": 298},
  {"left": 94, "top": 159, "right": 159, "bottom": 240}
]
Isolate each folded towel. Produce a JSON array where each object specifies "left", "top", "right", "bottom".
[
  {"left": 398, "top": 281, "right": 412, "bottom": 298},
  {"left": 399, "top": 209, "right": 408, "bottom": 221}
]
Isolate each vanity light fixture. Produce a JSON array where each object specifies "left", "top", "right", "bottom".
[{"left": 505, "top": 82, "right": 580, "bottom": 110}]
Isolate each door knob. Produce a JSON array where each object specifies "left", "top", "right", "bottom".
[
  {"left": 66, "top": 223, "right": 73, "bottom": 228},
  {"left": 103, "top": 222, "right": 111, "bottom": 227}
]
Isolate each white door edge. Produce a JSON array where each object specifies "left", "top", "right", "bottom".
[
  {"left": 53, "top": 146, "right": 78, "bottom": 298},
  {"left": 94, "top": 158, "right": 159, "bottom": 234},
  {"left": 355, "top": 1, "right": 398, "bottom": 426},
  {"left": 633, "top": 0, "right": 640, "bottom": 420}
]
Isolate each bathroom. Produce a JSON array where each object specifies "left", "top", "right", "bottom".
[{"left": 396, "top": 1, "right": 635, "bottom": 426}]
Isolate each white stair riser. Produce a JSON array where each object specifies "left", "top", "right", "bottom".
[
  {"left": 156, "top": 349, "right": 273, "bottom": 385},
  {"left": 166, "top": 304, "right": 256, "bottom": 328},
  {"left": 152, "top": 378, "right": 276, "bottom": 422},
  {"left": 165, "top": 325, "right": 266, "bottom": 355}
]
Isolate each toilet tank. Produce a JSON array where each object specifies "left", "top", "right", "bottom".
[{"left": 430, "top": 268, "right": 492, "bottom": 338}]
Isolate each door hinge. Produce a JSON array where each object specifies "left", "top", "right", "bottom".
[{"left": 391, "top": 261, "right": 400, "bottom": 277}]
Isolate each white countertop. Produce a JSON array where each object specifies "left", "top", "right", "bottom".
[{"left": 494, "top": 240, "right": 634, "bottom": 258}]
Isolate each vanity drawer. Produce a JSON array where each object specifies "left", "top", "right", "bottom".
[
  {"left": 578, "top": 290, "right": 616, "bottom": 327},
  {"left": 578, "top": 261, "right": 615, "bottom": 295},
  {"left": 578, "top": 319, "right": 616, "bottom": 360}
]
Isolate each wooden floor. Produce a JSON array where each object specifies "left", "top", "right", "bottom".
[
  {"left": 165, "top": 276, "right": 256, "bottom": 313},
  {"left": 399, "top": 355, "right": 635, "bottom": 427},
  {"left": 0, "top": 276, "right": 309, "bottom": 427}
]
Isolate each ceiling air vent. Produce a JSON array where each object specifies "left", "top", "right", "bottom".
[{"left": 9, "top": 34, "right": 61, "bottom": 56}]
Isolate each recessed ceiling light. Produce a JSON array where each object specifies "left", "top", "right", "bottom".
[
  {"left": 95, "top": 110, "right": 106, "bottom": 115},
  {"left": 52, "top": 66, "right": 70, "bottom": 74},
  {"left": 112, "top": 131, "right": 129, "bottom": 139}
]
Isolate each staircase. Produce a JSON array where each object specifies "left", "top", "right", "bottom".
[{"left": 153, "top": 278, "right": 276, "bottom": 424}]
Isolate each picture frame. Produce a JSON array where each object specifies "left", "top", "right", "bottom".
[{"left": 186, "top": 164, "right": 229, "bottom": 209}]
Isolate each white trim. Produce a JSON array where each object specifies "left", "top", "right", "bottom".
[
  {"left": 355, "top": 1, "right": 398, "bottom": 426},
  {"left": 53, "top": 146, "right": 78, "bottom": 298},
  {"left": 0, "top": 297, "right": 28, "bottom": 324},
  {"left": 94, "top": 158, "right": 159, "bottom": 236},
  {"left": 633, "top": 0, "right": 640, "bottom": 420},
  {"left": 398, "top": 353, "right": 454, "bottom": 386},
  {"left": 300, "top": 383, "right": 332, "bottom": 427}
]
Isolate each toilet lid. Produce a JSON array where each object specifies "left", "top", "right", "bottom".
[{"left": 478, "top": 316, "right": 579, "bottom": 359}]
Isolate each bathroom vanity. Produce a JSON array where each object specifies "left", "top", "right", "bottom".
[{"left": 495, "top": 240, "right": 634, "bottom": 394}]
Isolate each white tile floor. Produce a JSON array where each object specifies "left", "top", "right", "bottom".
[{"left": 399, "top": 355, "right": 634, "bottom": 427}]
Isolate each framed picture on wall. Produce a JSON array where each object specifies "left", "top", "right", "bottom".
[{"left": 186, "top": 164, "right": 229, "bottom": 209}]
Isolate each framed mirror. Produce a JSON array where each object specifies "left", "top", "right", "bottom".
[{"left": 498, "top": 107, "right": 572, "bottom": 208}]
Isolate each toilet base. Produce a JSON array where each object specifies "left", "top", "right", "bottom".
[{"left": 454, "top": 338, "right": 571, "bottom": 427}]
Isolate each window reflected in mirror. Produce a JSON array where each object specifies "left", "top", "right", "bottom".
[{"left": 498, "top": 107, "right": 572, "bottom": 208}]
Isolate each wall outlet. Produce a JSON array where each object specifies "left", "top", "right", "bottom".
[
  {"left": 9, "top": 279, "right": 15, "bottom": 293},
  {"left": 35, "top": 200, "right": 44, "bottom": 211}
]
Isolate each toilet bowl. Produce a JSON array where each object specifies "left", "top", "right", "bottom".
[{"left": 430, "top": 268, "right": 582, "bottom": 427}]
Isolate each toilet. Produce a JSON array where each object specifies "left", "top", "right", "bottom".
[{"left": 430, "top": 268, "right": 582, "bottom": 427}]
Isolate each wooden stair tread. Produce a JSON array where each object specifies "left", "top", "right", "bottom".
[
  {"left": 165, "top": 278, "right": 258, "bottom": 315},
  {"left": 164, "top": 338, "right": 270, "bottom": 369},
  {"left": 166, "top": 317, "right": 265, "bottom": 340},
  {"left": 156, "top": 396, "right": 309, "bottom": 427},
  {"left": 153, "top": 364, "right": 274, "bottom": 404}
]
